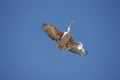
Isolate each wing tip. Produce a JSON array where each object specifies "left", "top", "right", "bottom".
[
  {"left": 42, "top": 23, "right": 48, "bottom": 26},
  {"left": 41, "top": 23, "right": 49, "bottom": 32}
]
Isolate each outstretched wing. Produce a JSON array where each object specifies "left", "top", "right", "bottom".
[
  {"left": 42, "top": 24, "right": 64, "bottom": 41},
  {"left": 67, "top": 36, "right": 88, "bottom": 56},
  {"left": 67, "top": 35, "right": 78, "bottom": 48}
]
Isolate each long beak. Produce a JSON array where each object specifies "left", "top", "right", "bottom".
[{"left": 68, "top": 19, "right": 75, "bottom": 29}]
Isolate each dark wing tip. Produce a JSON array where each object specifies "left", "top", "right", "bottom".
[
  {"left": 42, "top": 23, "right": 48, "bottom": 26},
  {"left": 41, "top": 23, "right": 48, "bottom": 32}
]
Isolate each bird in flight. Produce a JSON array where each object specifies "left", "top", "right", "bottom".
[{"left": 42, "top": 20, "right": 88, "bottom": 56}]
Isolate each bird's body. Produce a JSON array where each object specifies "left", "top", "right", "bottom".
[
  {"left": 42, "top": 20, "right": 88, "bottom": 56},
  {"left": 57, "top": 32, "right": 71, "bottom": 50}
]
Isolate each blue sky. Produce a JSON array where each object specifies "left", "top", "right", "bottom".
[{"left": 0, "top": 0, "right": 120, "bottom": 80}]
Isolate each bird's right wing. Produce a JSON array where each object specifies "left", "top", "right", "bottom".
[{"left": 42, "top": 24, "right": 64, "bottom": 41}]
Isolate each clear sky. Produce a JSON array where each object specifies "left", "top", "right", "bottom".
[{"left": 0, "top": 0, "right": 120, "bottom": 80}]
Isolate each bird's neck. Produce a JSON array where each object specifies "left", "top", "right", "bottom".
[
  {"left": 67, "top": 27, "right": 71, "bottom": 32},
  {"left": 61, "top": 27, "right": 71, "bottom": 39}
]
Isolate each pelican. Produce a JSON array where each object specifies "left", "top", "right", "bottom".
[{"left": 42, "top": 20, "right": 88, "bottom": 56}]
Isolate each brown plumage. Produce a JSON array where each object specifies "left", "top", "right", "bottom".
[
  {"left": 42, "top": 23, "right": 72, "bottom": 50},
  {"left": 42, "top": 24, "right": 64, "bottom": 41},
  {"left": 42, "top": 23, "right": 68, "bottom": 50},
  {"left": 57, "top": 32, "right": 71, "bottom": 50},
  {"left": 42, "top": 20, "right": 88, "bottom": 56},
  {"left": 67, "top": 36, "right": 78, "bottom": 48},
  {"left": 66, "top": 36, "right": 88, "bottom": 56}
]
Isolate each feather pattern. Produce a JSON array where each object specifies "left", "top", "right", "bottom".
[
  {"left": 42, "top": 24, "right": 64, "bottom": 41},
  {"left": 42, "top": 20, "right": 88, "bottom": 56}
]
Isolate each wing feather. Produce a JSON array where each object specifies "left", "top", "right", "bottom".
[
  {"left": 67, "top": 36, "right": 87, "bottom": 56},
  {"left": 66, "top": 36, "right": 82, "bottom": 55},
  {"left": 67, "top": 35, "right": 78, "bottom": 47},
  {"left": 42, "top": 24, "right": 64, "bottom": 41}
]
